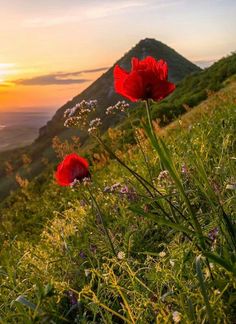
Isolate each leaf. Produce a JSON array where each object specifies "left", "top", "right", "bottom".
[
  {"left": 14, "top": 295, "right": 37, "bottom": 311},
  {"left": 204, "top": 252, "right": 236, "bottom": 275},
  {"left": 195, "top": 256, "right": 214, "bottom": 323},
  {"left": 129, "top": 205, "right": 195, "bottom": 237}
]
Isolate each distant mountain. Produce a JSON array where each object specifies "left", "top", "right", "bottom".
[{"left": 37, "top": 38, "right": 201, "bottom": 143}]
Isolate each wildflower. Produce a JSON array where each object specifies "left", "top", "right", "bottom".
[
  {"left": 158, "top": 170, "right": 169, "bottom": 181},
  {"left": 79, "top": 251, "right": 86, "bottom": 259},
  {"left": 120, "top": 185, "right": 137, "bottom": 201},
  {"left": 172, "top": 311, "right": 181, "bottom": 323},
  {"left": 120, "top": 185, "right": 129, "bottom": 194},
  {"left": 66, "top": 290, "right": 78, "bottom": 306},
  {"left": 159, "top": 251, "right": 166, "bottom": 258},
  {"left": 117, "top": 251, "right": 126, "bottom": 260},
  {"left": 55, "top": 153, "right": 89, "bottom": 186},
  {"left": 64, "top": 99, "right": 98, "bottom": 129},
  {"left": 208, "top": 227, "right": 219, "bottom": 242},
  {"left": 110, "top": 182, "right": 121, "bottom": 191},
  {"left": 106, "top": 101, "right": 129, "bottom": 115},
  {"left": 82, "top": 177, "right": 91, "bottom": 186},
  {"left": 170, "top": 259, "right": 175, "bottom": 267},
  {"left": 114, "top": 56, "right": 175, "bottom": 102},
  {"left": 181, "top": 164, "right": 188, "bottom": 174},
  {"left": 84, "top": 269, "right": 90, "bottom": 277},
  {"left": 64, "top": 100, "right": 97, "bottom": 118},
  {"left": 88, "top": 118, "right": 102, "bottom": 135},
  {"left": 103, "top": 186, "right": 111, "bottom": 193}
]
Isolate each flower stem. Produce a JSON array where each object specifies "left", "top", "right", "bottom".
[
  {"left": 95, "top": 136, "right": 174, "bottom": 220},
  {"left": 87, "top": 186, "right": 116, "bottom": 256},
  {"left": 145, "top": 100, "right": 206, "bottom": 250}
]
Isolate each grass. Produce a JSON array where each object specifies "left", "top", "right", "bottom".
[{"left": 0, "top": 79, "right": 236, "bottom": 323}]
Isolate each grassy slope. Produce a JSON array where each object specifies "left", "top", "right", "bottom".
[
  {"left": 0, "top": 53, "right": 235, "bottom": 201},
  {"left": 0, "top": 80, "right": 235, "bottom": 323}
]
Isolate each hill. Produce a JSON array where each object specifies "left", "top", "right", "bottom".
[
  {"left": 0, "top": 38, "right": 201, "bottom": 199},
  {"left": 0, "top": 46, "right": 236, "bottom": 199},
  {"left": 38, "top": 38, "right": 200, "bottom": 142},
  {"left": 0, "top": 78, "right": 235, "bottom": 322}
]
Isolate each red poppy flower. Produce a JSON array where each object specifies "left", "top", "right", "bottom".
[
  {"left": 114, "top": 56, "right": 175, "bottom": 102},
  {"left": 55, "top": 153, "right": 89, "bottom": 186}
]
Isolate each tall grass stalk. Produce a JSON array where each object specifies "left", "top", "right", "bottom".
[{"left": 144, "top": 99, "right": 206, "bottom": 250}]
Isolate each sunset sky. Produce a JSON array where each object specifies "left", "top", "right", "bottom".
[{"left": 0, "top": 0, "right": 235, "bottom": 112}]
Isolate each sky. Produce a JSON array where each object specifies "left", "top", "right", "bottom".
[{"left": 0, "top": 0, "right": 235, "bottom": 112}]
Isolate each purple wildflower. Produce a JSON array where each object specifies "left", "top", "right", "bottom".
[
  {"left": 181, "top": 164, "right": 188, "bottom": 174},
  {"left": 110, "top": 182, "right": 121, "bottom": 191},
  {"left": 66, "top": 290, "right": 78, "bottom": 306},
  {"left": 208, "top": 227, "right": 219, "bottom": 242},
  {"left": 119, "top": 185, "right": 137, "bottom": 201},
  {"left": 79, "top": 251, "right": 86, "bottom": 259}
]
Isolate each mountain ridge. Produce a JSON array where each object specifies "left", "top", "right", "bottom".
[{"left": 37, "top": 38, "right": 201, "bottom": 142}]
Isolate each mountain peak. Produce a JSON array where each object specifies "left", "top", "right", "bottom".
[
  {"left": 37, "top": 38, "right": 201, "bottom": 141},
  {"left": 137, "top": 37, "right": 162, "bottom": 46}
]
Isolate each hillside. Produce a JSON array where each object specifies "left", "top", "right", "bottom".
[
  {"left": 0, "top": 51, "right": 235, "bottom": 201},
  {"left": 0, "top": 78, "right": 235, "bottom": 322},
  {"left": 0, "top": 38, "right": 202, "bottom": 199}
]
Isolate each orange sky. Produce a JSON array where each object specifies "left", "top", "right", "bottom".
[
  {"left": 0, "top": 69, "right": 108, "bottom": 110},
  {"left": 0, "top": 0, "right": 235, "bottom": 112}
]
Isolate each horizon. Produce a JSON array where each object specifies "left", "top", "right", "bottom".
[{"left": 0, "top": 0, "right": 235, "bottom": 112}]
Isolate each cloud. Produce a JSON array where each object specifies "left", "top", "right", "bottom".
[
  {"left": 24, "top": 1, "right": 147, "bottom": 27},
  {"left": 14, "top": 66, "right": 109, "bottom": 86}
]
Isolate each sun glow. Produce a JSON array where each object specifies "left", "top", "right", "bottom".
[{"left": 0, "top": 63, "right": 16, "bottom": 83}]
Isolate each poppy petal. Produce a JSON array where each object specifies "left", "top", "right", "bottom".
[
  {"left": 152, "top": 80, "right": 176, "bottom": 101},
  {"left": 55, "top": 153, "right": 89, "bottom": 186},
  {"left": 114, "top": 65, "right": 128, "bottom": 92},
  {"left": 113, "top": 56, "right": 175, "bottom": 102},
  {"left": 155, "top": 59, "right": 168, "bottom": 80},
  {"left": 123, "top": 71, "right": 144, "bottom": 101}
]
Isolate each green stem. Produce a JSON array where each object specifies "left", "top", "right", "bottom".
[
  {"left": 95, "top": 136, "right": 174, "bottom": 221},
  {"left": 95, "top": 135, "right": 185, "bottom": 217},
  {"left": 145, "top": 100, "right": 206, "bottom": 250},
  {"left": 87, "top": 186, "right": 116, "bottom": 256}
]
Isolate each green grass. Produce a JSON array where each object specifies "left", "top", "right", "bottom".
[{"left": 0, "top": 79, "right": 236, "bottom": 323}]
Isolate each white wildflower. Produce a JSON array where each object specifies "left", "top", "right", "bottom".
[
  {"left": 170, "top": 259, "right": 175, "bottom": 267},
  {"left": 158, "top": 170, "right": 169, "bottom": 181},
  {"left": 172, "top": 311, "right": 181, "bottom": 323},
  {"left": 84, "top": 269, "right": 90, "bottom": 277},
  {"left": 106, "top": 101, "right": 129, "bottom": 115},
  {"left": 159, "top": 251, "right": 166, "bottom": 258},
  {"left": 64, "top": 99, "right": 98, "bottom": 129},
  {"left": 117, "top": 251, "right": 125, "bottom": 260},
  {"left": 88, "top": 118, "right": 102, "bottom": 134}
]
